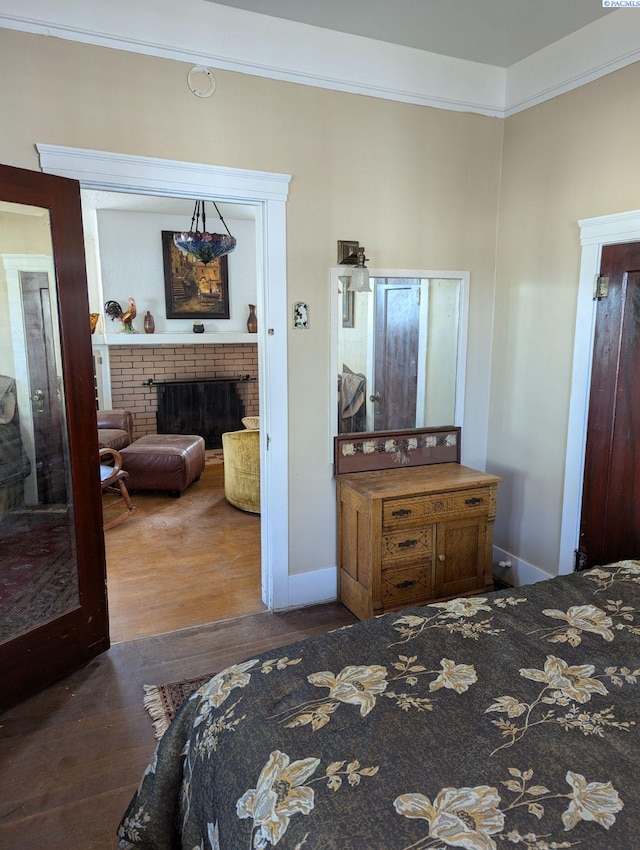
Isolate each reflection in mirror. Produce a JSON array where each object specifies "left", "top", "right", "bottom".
[
  {"left": 0, "top": 201, "right": 78, "bottom": 643},
  {"left": 335, "top": 270, "right": 467, "bottom": 435}
]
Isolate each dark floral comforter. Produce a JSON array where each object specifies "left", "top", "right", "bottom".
[{"left": 118, "top": 561, "right": 640, "bottom": 850}]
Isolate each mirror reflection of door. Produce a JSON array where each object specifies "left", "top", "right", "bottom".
[
  {"left": 20, "top": 270, "right": 68, "bottom": 504},
  {"left": 336, "top": 271, "right": 464, "bottom": 436},
  {"left": 373, "top": 278, "right": 421, "bottom": 430},
  {"left": 0, "top": 165, "right": 108, "bottom": 711}
]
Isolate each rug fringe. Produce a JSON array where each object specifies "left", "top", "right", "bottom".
[{"left": 143, "top": 684, "right": 170, "bottom": 739}]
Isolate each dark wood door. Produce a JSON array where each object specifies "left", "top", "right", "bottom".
[
  {"left": 20, "top": 271, "right": 67, "bottom": 504},
  {"left": 373, "top": 279, "right": 420, "bottom": 430},
  {"left": 579, "top": 242, "right": 640, "bottom": 568},
  {"left": 0, "top": 163, "right": 109, "bottom": 710}
]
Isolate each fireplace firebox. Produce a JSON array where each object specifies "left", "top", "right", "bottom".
[{"left": 155, "top": 378, "right": 245, "bottom": 449}]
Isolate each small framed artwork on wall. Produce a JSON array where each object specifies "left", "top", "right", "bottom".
[
  {"left": 292, "top": 301, "right": 309, "bottom": 329},
  {"left": 162, "top": 230, "right": 230, "bottom": 319}
]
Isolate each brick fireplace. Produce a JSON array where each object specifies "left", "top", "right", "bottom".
[{"left": 102, "top": 343, "right": 259, "bottom": 440}]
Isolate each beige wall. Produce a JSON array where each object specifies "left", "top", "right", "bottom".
[
  {"left": 0, "top": 28, "right": 503, "bottom": 579},
  {"left": 490, "top": 61, "right": 640, "bottom": 576}
]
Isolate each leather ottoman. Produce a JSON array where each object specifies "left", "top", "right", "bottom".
[{"left": 120, "top": 434, "right": 205, "bottom": 495}]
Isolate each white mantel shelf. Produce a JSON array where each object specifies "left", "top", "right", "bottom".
[{"left": 92, "top": 333, "right": 257, "bottom": 346}]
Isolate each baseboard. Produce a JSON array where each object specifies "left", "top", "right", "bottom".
[
  {"left": 492, "top": 546, "right": 553, "bottom": 588},
  {"left": 285, "top": 567, "right": 338, "bottom": 610},
  {"left": 281, "top": 551, "right": 552, "bottom": 612}
]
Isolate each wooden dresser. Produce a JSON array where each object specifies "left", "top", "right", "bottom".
[{"left": 337, "top": 463, "right": 502, "bottom": 620}]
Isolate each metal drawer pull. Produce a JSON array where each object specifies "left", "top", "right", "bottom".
[
  {"left": 397, "top": 539, "right": 418, "bottom": 549},
  {"left": 465, "top": 497, "right": 484, "bottom": 506},
  {"left": 392, "top": 508, "right": 412, "bottom": 517},
  {"left": 396, "top": 579, "right": 416, "bottom": 590}
]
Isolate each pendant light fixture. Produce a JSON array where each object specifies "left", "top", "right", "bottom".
[
  {"left": 173, "top": 199, "right": 236, "bottom": 265},
  {"left": 337, "top": 240, "right": 371, "bottom": 292}
]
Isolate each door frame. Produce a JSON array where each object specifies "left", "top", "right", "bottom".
[
  {"left": 37, "top": 144, "right": 292, "bottom": 610},
  {"left": 560, "top": 209, "right": 640, "bottom": 574}
]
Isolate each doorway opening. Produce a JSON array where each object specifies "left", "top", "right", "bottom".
[{"left": 37, "top": 144, "right": 292, "bottom": 638}]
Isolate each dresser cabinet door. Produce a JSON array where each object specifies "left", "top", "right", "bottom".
[{"left": 433, "top": 515, "right": 487, "bottom": 599}]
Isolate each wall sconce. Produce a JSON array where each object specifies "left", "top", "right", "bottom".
[{"left": 337, "top": 240, "right": 371, "bottom": 292}]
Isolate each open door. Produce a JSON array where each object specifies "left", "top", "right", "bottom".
[
  {"left": 0, "top": 163, "right": 108, "bottom": 710},
  {"left": 578, "top": 241, "right": 640, "bottom": 569}
]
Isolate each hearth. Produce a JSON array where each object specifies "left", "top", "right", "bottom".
[{"left": 155, "top": 378, "right": 245, "bottom": 449}]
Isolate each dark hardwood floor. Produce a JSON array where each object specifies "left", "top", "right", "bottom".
[
  {"left": 0, "top": 604, "right": 356, "bottom": 849},
  {"left": 1, "top": 457, "right": 356, "bottom": 848}
]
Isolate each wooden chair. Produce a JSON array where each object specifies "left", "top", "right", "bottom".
[{"left": 100, "top": 447, "right": 136, "bottom": 530}]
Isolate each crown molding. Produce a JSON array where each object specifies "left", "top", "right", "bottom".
[
  {"left": 0, "top": 0, "right": 505, "bottom": 117},
  {"left": 505, "top": 11, "right": 640, "bottom": 116},
  {"left": 1, "top": 0, "right": 639, "bottom": 119}
]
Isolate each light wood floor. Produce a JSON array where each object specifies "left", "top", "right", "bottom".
[{"left": 105, "top": 459, "right": 266, "bottom": 643}]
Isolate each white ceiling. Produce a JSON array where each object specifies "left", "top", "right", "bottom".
[{"left": 205, "top": 0, "right": 616, "bottom": 67}]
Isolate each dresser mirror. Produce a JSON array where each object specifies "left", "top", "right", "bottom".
[
  {"left": 331, "top": 268, "right": 468, "bottom": 438},
  {"left": 0, "top": 163, "right": 108, "bottom": 710},
  {"left": 0, "top": 199, "right": 79, "bottom": 642}
]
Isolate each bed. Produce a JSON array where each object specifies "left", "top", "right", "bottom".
[{"left": 118, "top": 561, "right": 640, "bottom": 849}]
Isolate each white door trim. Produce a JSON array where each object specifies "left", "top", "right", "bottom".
[
  {"left": 559, "top": 209, "right": 640, "bottom": 574},
  {"left": 36, "top": 144, "right": 292, "bottom": 609}
]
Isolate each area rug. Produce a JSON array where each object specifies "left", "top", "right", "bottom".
[
  {"left": 143, "top": 673, "right": 214, "bottom": 738},
  {"left": 0, "top": 509, "right": 79, "bottom": 643}
]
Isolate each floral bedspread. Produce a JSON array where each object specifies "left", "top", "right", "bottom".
[{"left": 118, "top": 561, "right": 640, "bottom": 850}]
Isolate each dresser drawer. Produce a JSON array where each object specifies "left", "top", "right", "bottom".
[
  {"left": 381, "top": 526, "right": 432, "bottom": 565},
  {"left": 381, "top": 563, "right": 431, "bottom": 608},
  {"left": 383, "top": 487, "right": 492, "bottom": 527}
]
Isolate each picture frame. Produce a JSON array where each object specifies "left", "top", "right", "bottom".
[
  {"left": 292, "top": 300, "right": 310, "bottom": 329},
  {"left": 162, "top": 230, "right": 230, "bottom": 319},
  {"left": 342, "top": 289, "right": 354, "bottom": 328}
]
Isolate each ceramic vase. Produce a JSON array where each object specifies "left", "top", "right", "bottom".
[
  {"left": 247, "top": 304, "right": 257, "bottom": 333},
  {"left": 144, "top": 311, "right": 155, "bottom": 334}
]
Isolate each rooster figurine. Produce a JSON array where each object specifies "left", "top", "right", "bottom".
[{"left": 104, "top": 298, "right": 137, "bottom": 332}]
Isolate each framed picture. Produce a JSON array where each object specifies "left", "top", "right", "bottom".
[
  {"left": 342, "top": 289, "right": 354, "bottom": 328},
  {"left": 292, "top": 301, "right": 310, "bottom": 329},
  {"left": 162, "top": 230, "right": 230, "bottom": 319}
]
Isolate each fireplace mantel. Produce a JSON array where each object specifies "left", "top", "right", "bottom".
[{"left": 92, "top": 332, "right": 256, "bottom": 346}]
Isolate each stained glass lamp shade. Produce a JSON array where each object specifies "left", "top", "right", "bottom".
[{"left": 173, "top": 200, "right": 236, "bottom": 265}]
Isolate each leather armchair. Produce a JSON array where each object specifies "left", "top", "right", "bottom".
[{"left": 97, "top": 409, "right": 134, "bottom": 450}]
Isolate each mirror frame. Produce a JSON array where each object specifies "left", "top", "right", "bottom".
[
  {"left": 329, "top": 267, "right": 469, "bottom": 458},
  {"left": 0, "top": 163, "right": 108, "bottom": 709}
]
